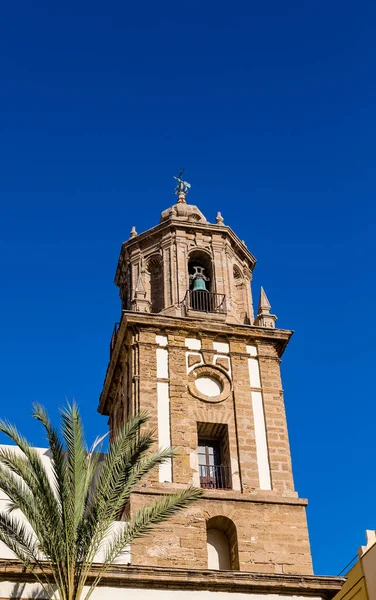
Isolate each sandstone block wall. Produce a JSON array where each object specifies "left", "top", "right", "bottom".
[
  {"left": 130, "top": 490, "right": 312, "bottom": 574},
  {"left": 107, "top": 323, "right": 312, "bottom": 575}
]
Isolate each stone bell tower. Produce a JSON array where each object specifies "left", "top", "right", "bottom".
[{"left": 98, "top": 172, "right": 313, "bottom": 575}]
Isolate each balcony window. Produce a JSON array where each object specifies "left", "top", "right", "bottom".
[{"left": 197, "top": 423, "right": 231, "bottom": 490}]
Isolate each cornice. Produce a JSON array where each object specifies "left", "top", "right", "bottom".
[
  {"left": 130, "top": 485, "right": 306, "bottom": 506},
  {"left": 98, "top": 311, "right": 294, "bottom": 415},
  {"left": 119, "top": 311, "right": 293, "bottom": 341},
  {"left": 0, "top": 560, "right": 344, "bottom": 598},
  {"left": 114, "top": 220, "right": 257, "bottom": 286}
]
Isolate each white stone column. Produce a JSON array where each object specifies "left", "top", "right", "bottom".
[
  {"left": 246, "top": 345, "right": 272, "bottom": 490},
  {"left": 156, "top": 335, "right": 172, "bottom": 483}
]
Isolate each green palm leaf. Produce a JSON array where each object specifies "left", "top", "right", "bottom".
[{"left": 0, "top": 403, "right": 202, "bottom": 600}]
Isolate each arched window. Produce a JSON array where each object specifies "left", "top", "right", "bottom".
[
  {"left": 206, "top": 516, "right": 239, "bottom": 571},
  {"left": 146, "top": 256, "right": 163, "bottom": 313}
]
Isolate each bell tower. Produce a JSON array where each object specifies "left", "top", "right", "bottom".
[
  {"left": 114, "top": 170, "right": 255, "bottom": 326},
  {"left": 98, "top": 173, "right": 313, "bottom": 575}
]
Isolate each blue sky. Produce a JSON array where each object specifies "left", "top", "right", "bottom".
[{"left": 0, "top": 0, "right": 375, "bottom": 576}]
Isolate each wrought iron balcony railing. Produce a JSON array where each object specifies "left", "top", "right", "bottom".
[
  {"left": 199, "top": 465, "right": 231, "bottom": 490},
  {"left": 182, "top": 290, "right": 227, "bottom": 314}
]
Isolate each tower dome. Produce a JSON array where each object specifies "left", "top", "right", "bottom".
[{"left": 160, "top": 201, "right": 207, "bottom": 223}]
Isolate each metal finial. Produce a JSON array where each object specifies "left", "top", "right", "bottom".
[{"left": 173, "top": 168, "right": 191, "bottom": 203}]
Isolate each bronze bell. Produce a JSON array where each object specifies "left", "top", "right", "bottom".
[{"left": 192, "top": 277, "right": 208, "bottom": 292}]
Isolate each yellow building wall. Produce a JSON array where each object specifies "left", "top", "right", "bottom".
[
  {"left": 334, "top": 562, "right": 368, "bottom": 600},
  {"left": 361, "top": 542, "right": 376, "bottom": 600}
]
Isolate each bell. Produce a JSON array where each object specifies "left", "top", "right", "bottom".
[{"left": 192, "top": 278, "right": 207, "bottom": 292}]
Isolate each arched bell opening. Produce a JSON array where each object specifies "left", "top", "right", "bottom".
[
  {"left": 188, "top": 250, "right": 214, "bottom": 293},
  {"left": 187, "top": 250, "right": 220, "bottom": 313},
  {"left": 206, "top": 516, "right": 239, "bottom": 570},
  {"left": 146, "top": 255, "right": 164, "bottom": 313}
]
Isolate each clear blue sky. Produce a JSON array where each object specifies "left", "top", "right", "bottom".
[{"left": 0, "top": 0, "right": 375, "bottom": 577}]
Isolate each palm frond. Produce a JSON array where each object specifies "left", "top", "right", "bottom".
[
  {"left": 0, "top": 420, "right": 62, "bottom": 539},
  {"left": 32, "top": 403, "right": 68, "bottom": 510},
  {"left": 31, "top": 403, "right": 72, "bottom": 597},
  {"left": 60, "top": 401, "right": 87, "bottom": 530},
  {"left": 0, "top": 445, "right": 63, "bottom": 567},
  {"left": 92, "top": 412, "right": 150, "bottom": 504},
  {"left": 106, "top": 486, "right": 203, "bottom": 560},
  {"left": 0, "top": 511, "right": 41, "bottom": 563},
  {"left": 83, "top": 486, "right": 203, "bottom": 600},
  {"left": 0, "top": 404, "right": 202, "bottom": 600},
  {"left": 73, "top": 415, "right": 155, "bottom": 583}
]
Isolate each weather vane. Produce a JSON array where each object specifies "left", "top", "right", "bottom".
[{"left": 174, "top": 168, "right": 191, "bottom": 201}]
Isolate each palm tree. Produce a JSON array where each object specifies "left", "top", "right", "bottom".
[{"left": 0, "top": 402, "right": 202, "bottom": 600}]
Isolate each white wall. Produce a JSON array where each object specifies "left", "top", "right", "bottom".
[{"left": 0, "top": 581, "right": 325, "bottom": 600}]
